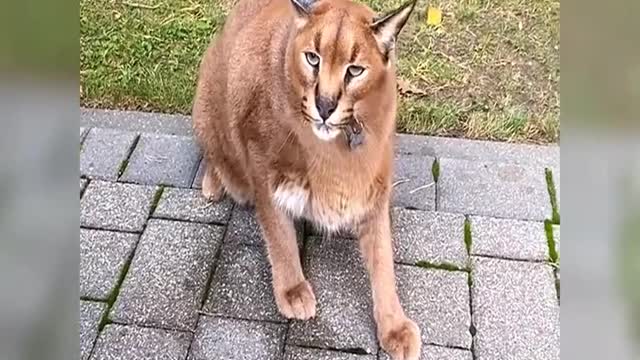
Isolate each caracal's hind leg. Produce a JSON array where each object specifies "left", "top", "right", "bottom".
[{"left": 201, "top": 161, "right": 225, "bottom": 202}]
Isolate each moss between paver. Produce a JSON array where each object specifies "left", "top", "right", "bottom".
[
  {"left": 545, "top": 168, "right": 560, "bottom": 224},
  {"left": 544, "top": 220, "right": 559, "bottom": 264},
  {"left": 98, "top": 256, "right": 132, "bottom": 331},
  {"left": 117, "top": 135, "right": 141, "bottom": 178},
  {"left": 464, "top": 217, "right": 472, "bottom": 255},
  {"left": 149, "top": 186, "right": 165, "bottom": 215},
  {"left": 415, "top": 260, "right": 466, "bottom": 272},
  {"left": 431, "top": 158, "right": 440, "bottom": 182},
  {"left": 97, "top": 186, "right": 165, "bottom": 331}
]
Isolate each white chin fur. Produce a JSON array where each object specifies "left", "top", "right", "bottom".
[{"left": 312, "top": 125, "right": 341, "bottom": 142}]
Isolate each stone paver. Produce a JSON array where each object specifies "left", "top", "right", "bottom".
[
  {"left": 81, "top": 108, "right": 192, "bottom": 136},
  {"left": 225, "top": 206, "right": 262, "bottom": 246},
  {"left": 80, "top": 229, "right": 138, "bottom": 300},
  {"left": 78, "top": 111, "right": 561, "bottom": 360},
  {"left": 288, "top": 237, "right": 377, "bottom": 354},
  {"left": 81, "top": 178, "right": 88, "bottom": 195},
  {"left": 81, "top": 127, "right": 89, "bottom": 143},
  {"left": 395, "top": 134, "right": 559, "bottom": 168},
  {"left": 438, "top": 158, "right": 551, "bottom": 221},
  {"left": 396, "top": 265, "right": 472, "bottom": 348},
  {"left": 470, "top": 216, "right": 548, "bottom": 261},
  {"left": 379, "top": 345, "right": 473, "bottom": 360},
  {"left": 111, "top": 219, "right": 224, "bottom": 330},
  {"left": 471, "top": 257, "right": 560, "bottom": 360},
  {"left": 188, "top": 316, "right": 286, "bottom": 360},
  {"left": 81, "top": 181, "right": 156, "bottom": 232},
  {"left": 204, "top": 244, "right": 283, "bottom": 322},
  {"left": 153, "top": 187, "right": 233, "bottom": 224},
  {"left": 284, "top": 346, "right": 375, "bottom": 360},
  {"left": 392, "top": 154, "right": 436, "bottom": 210},
  {"left": 551, "top": 167, "right": 560, "bottom": 213},
  {"left": 553, "top": 225, "right": 560, "bottom": 260},
  {"left": 192, "top": 159, "right": 206, "bottom": 188},
  {"left": 120, "top": 133, "right": 200, "bottom": 187},
  {"left": 92, "top": 324, "right": 191, "bottom": 360},
  {"left": 80, "top": 128, "right": 138, "bottom": 180},
  {"left": 392, "top": 208, "right": 467, "bottom": 268},
  {"left": 80, "top": 301, "right": 106, "bottom": 360}
]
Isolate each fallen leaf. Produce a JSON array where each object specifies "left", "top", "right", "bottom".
[
  {"left": 426, "top": 6, "right": 442, "bottom": 26},
  {"left": 397, "top": 78, "right": 427, "bottom": 96}
]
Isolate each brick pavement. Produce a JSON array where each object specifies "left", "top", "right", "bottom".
[{"left": 80, "top": 109, "right": 560, "bottom": 360}]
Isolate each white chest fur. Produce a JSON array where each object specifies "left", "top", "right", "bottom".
[{"left": 272, "top": 184, "right": 309, "bottom": 218}]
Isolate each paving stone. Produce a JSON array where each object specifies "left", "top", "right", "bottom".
[
  {"left": 204, "top": 244, "right": 283, "bottom": 322},
  {"left": 81, "top": 108, "right": 193, "bottom": 136},
  {"left": 92, "top": 324, "right": 191, "bottom": 360},
  {"left": 80, "top": 229, "right": 139, "bottom": 300},
  {"left": 470, "top": 216, "right": 548, "bottom": 261},
  {"left": 80, "top": 128, "right": 138, "bottom": 180},
  {"left": 379, "top": 345, "right": 473, "bottom": 360},
  {"left": 225, "top": 206, "right": 304, "bottom": 248},
  {"left": 111, "top": 219, "right": 224, "bottom": 330},
  {"left": 80, "top": 301, "right": 106, "bottom": 360},
  {"left": 471, "top": 257, "right": 560, "bottom": 360},
  {"left": 552, "top": 225, "right": 560, "bottom": 261},
  {"left": 226, "top": 206, "right": 261, "bottom": 245},
  {"left": 395, "top": 134, "right": 559, "bottom": 168},
  {"left": 80, "top": 178, "right": 88, "bottom": 195},
  {"left": 80, "top": 181, "right": 156, "bottom": 232},
  {"left": 288, "top": 237, "right": 377, "bottom": 354},
  {"left": 551, "top": 167, "right": 560, "bottom": 213},
  {"left": 80, "top": 127, "right": 88, "bottom": 144},
  {"left": 284, "top": 346, "right": 375, "bottom": 360},
  {"left": 153, "top": 187, "right": 233, "bottom": 224},
  {"left": 438, "top": 158, "right": 551, "bottom": 221},
  {"left": 120, "top": 133, "right": 201, "bottom": 187},
  {"left": 392, "top": 154, "right": 436, "bottom": 210},
  {"left": 188, "top": 316, "right": 286, "bottom": 360},
  {"left": 192, "top": 159, "right": 206, "bottom": 189},
  {"left": 392, "top": 208, "right": 467, "bottom": 268},
  {"left": 396, "top": 265, "right": 472, "bottom": 348}
]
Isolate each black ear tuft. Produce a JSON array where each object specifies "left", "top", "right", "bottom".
[
  {"left": 371, "top": 0, "right": 417, "bottom": 56},
  {"left": 291, "top": 0, "right": 317, "bottom": 16}
]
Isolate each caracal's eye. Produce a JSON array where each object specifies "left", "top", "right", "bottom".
[
  {"left": 347, "top": 65, "right": 365, "bottom": 78},
  {"left": 305, "top": 52, "right": 320, "bottom": 67}
]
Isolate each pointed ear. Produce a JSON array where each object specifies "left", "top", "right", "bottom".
[
  {"left": 290, "top": 0, "right": 316, "bottom": 26},
  {"left": 371, "top": 0, "right": 417, "bottom": 59}
]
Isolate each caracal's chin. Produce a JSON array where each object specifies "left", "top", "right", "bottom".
[{"left": 312, "top": 123, "right": 341, "bottom": 142}]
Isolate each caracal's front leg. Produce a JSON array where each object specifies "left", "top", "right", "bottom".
[
  {"left": 357, "top": 201, "right": 421, "bottom": 360},
  {"left": 254, "top": 192, "right": 316, "bottom": 320}
]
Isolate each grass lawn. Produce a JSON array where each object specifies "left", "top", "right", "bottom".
[{"left": 81, "top": 0, "right": 559, "bottom": 143}]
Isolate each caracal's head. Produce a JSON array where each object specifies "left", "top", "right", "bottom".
[{"left": 288, "top": 0, "right": 416, "bottom": 144}]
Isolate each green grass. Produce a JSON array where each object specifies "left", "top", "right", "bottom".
[{"left": 81, "top": 0, "right": 559, "bottom": 143}]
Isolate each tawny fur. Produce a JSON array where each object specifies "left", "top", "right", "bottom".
[{"left": 192, "top": 0, "right": 420, "bottom": 358}]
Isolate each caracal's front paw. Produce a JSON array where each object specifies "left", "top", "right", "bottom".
[
  {"left": 274, "top": 280, "right": 316, "bottom": 320},
  {"left": 380, "top": 317, "right": 421, "bottom": 360}
]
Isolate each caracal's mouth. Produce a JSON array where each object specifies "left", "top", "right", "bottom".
[{"left": 311, "top": 122, "right": 341, "bottom": 141}]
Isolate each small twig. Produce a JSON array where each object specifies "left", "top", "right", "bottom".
[
  {"left": 392, "top": 178, "right": 411, "bottom": 188},
  {"left": 409, "top": 182, "right": 435, "bottom": 194},
  {"left": 123, "top": 1, "right": 160, "bottom": 10}
]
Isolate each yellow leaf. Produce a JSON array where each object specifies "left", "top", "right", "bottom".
[{"left": 426, "top": 7, "right": 442, "bottom": 26}]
